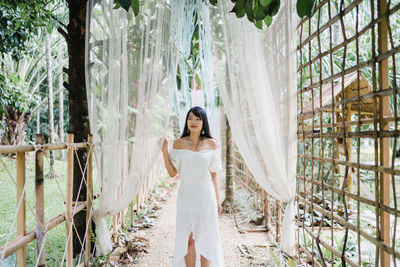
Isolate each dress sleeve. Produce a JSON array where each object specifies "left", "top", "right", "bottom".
[
  {"left": 209, "top": 149, "right": 223, "bottom": 173},
  {"left": 169, "top": 149, "right": 181, "bottom": 171}
]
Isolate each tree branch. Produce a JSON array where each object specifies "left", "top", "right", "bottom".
[
  {"left": 57, "top": 26, "right": 69, "bottom": 41},
  {"left": 63, "top": 82, "right": 70, "bottom": 92},
  {"left": 63, "top": 67, "right": 69, "bottom": 75},
  {"left": 50, "top": 14, "right": 68, "bottom": 29}
]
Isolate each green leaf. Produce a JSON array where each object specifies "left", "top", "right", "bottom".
[
  {"left": 113, "top": 2, "right": 121, "bottom": 9},
  {"left": 267, "top": 0, "right": 280, "bottom": 16},
  {"left": 255, "top": 20, "right": 263, "bottom": 29},
  {"left": 245, "top": 0, "right": 255, "bottom": 22},
  {"left": 264, "top": 15, "right": 272, "bottom": 26},
  {"left": 236, "top": 0, "right": 246, "bottom": 9},
  {"left": 131, "top": 0, "right": 139, "bottom": 16},
  {"left": 253, "top": 1, "right": 259, "bottom": 17},
  {"left": 260, "top": 0, "right": 272, "bottom": 6},
  {"left": 235, "top": 8, "right": 246, "bottom": 18},
  {"left": 209, "top": 0, "right": 218, "bottom": 5},
  {"left": 255, "top": 5, "right": 267, "bottom": 20},
  {"left": 195, "top": 74, "right": 201, "bottom": 87},
  {"left": 118, "top": 0, "right": 131, "bottom": 12},
  {"left": 296, "top": 0, "right": 317, "bottom": 18}
]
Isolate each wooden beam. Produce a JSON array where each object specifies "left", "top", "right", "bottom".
[
  {"left": 35, "top": 134, "right": 45, "bottom": 267},
  {"left": 0, "top": 142, "right": 88, "bottom": 154},
  {"left": 0, "top": 202, "right": 86, "bottom": 259},
  {"left": 378, "top": 0, "right": 390, "bottom": 264},
  {"left": 16, "top": 152, "right": 26, "bottom": 267},
  {"left": 345, "top": 107, "right": 353, "bottom": 196},
  {"left": 66, "top": 134, "right": 74, "bottom": 267},
  {"left": 85, "top": 135, "right": 93, "bottom": 266}
]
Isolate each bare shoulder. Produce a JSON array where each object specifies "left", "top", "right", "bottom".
[
  {"left": 173, "top": 138, "right": 185, "bottom": 149},
  {"left": 205, "top": 138, "right": 218, "bottom": 150}
]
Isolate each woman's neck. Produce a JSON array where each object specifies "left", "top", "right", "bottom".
[{"left": 188, "top": 132, "right": 201, "bottom": 142}]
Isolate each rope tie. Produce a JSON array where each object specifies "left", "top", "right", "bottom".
[
  {"left": 33, "top": 144, "right": 43, "bottom": 153},
  {"left": 65, "top": 142, "right": 79, "bottom": 151}
]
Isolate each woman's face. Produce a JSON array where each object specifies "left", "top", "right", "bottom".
[{"left": 187, "top": 112, "right": 203, "bottom": 134}]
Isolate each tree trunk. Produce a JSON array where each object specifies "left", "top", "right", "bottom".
[
  {"left": 3, "top": 106, "right": 30, "bottom": 145},
  {"left": 222, "top": 115, "right": 233, "bottom": 212},
  {"left": 36, "top": 96, "right": 41, "bottom": 134},
  {"left": 45, "top": 32, "right": 56, "bottom": 178},
  {"left": 64, "top": 0, "right": 90, "bottom": 256},
  {"left": 58, "top": 45, "right": 65, "bottom": 161}
]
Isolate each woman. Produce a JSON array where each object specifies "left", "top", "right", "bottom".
[{"left": 161, "top": 106, "right": 225, "bottom": 267}]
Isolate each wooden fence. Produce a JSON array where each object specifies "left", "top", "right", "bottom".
[
  {"left": 296, "top": 0, "right": 400, "bottom": 265},
  {"left": 230, "top": 146, "right": 283, "bottom": 243},
  {"left": 0, "top": 134, "right": 92, "bottom": 266}
]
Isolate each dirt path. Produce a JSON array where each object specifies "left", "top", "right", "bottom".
[{"left": 137, "top": 181, "right": 273, "bottom": 266}]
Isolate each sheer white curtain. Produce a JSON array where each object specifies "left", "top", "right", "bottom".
[
  {"left": 212, "top": 0, "right": 298, "bottom": 256},
  {"left": 85, "top": 0, "right": 177, "bottom": 254},
  {"left": 172, "top": 0, "right": 221, "bottom": 144}
]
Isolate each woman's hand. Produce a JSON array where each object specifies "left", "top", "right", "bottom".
[
  {"left": 217, "top": 202, "right": 222, "bottom": 215},
  {"left": 161, "top": 138, "right": 168, "bottom": 154}
]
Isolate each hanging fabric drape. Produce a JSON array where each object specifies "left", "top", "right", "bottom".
[
  {"left": 172, "top": 0, "right": 221, "bottom": 144},
  {"left": 212, "top": 0, "right": 298, "bottom": 256},
  {"left": 85, "top": 0, "right": 178, "bottom": 254}
]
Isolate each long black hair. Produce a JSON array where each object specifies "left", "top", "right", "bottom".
[{"left": 180, "top": 106, "right": 213, "bottom": 139}]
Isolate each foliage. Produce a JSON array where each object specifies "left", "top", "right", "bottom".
[
  {"left": 114, "top": 0, "right": 317, "bottom": 30},
  {"left": 0, "top": 0, "right": 59, "bottom": 59},
  {"left": 0, "top": 73, "right": 38, "bottom": 115}
]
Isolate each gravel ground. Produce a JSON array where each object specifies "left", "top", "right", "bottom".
[{"left": 136, "top": 181, "right": 277, "bottom": 267}]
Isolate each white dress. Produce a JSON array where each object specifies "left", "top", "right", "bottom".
[{"left": 169, "top": 148, "right": 225, "bottom": 267}]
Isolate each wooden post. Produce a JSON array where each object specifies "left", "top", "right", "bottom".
[
  {"left": 85, "top": 134, "right": 93, "bottom": 266},
  {"left": 112, "top": 214, "right": 119, "bottom": 243},
  {"left": 276, "top": 200, "right": 282, "bottom": 242},
  {"left": 16, "top": 152, "right": 26, "bottom": 267},
  {"left": 66, "top": 134, "right": 74, "bottom": 267},
  {"left": 345, "top": 107, "right": 353, "bottom": 195},
  {"left": 224, "top": 116, "right": 234, "bottom": 208},
  {"left": 35, "top": 134, "right": 45, "bottom": 267},
  {"left": 378, "top": 0, "right": 390, "bottom": 265},
  {"left": 262, "top": 190, "right": 271, "bottom": 229}
]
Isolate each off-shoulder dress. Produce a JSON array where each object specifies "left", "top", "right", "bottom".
[{"left": 169, "top": 148, "right": 225, "bottom": 267}]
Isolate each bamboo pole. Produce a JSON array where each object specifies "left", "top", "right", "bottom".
[
  {"left": 276, "top": 200, "right": 282, "bottom": 242},
  {"left": 16, "top": 152, "right": 26, "bottom": 267},
  {"left": 345, "top": 107, "right": 353, "bottom": 196},
  {"left": 85, "top": 134, "right": 93, "bottom": 266},
  {"left": 262, "top": 190, "right": 271, "bottom": 229},
  {"left": 35, "top": 134, "right": 45, "bottom": 267},
  {"left": 112, "top": 214, "right": 118, "bottom": 243},
  {"left": 0, "top": 142, "right": 89, "bottom": 154},
  {"left": 378, "top": 0, "right": 390, "bottom": 264},
  {"left": 0, "top": 202, "right": 86, "bottom": 259},
  {"left": 66, "top": 134, "right": 74, "bottom": 267}
]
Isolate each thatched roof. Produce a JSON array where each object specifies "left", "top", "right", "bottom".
[{"left": 302, "top": 72, "right": 373, "bottom": 115}]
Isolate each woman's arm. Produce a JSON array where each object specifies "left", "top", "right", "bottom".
[
  {"left": 161, "top": 139, "right": 178, "bottom": 177},
  {"left": 211, "top": 172, "right": 222, "bottom": 214}
]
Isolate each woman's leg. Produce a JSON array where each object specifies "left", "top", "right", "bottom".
[
  {"left": 184, "top": 232, "right": 196, "bottom": 267},
  {"left": 200, "top": 255, "right": 210, "bottom": 267}
]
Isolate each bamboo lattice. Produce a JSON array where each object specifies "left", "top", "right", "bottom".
[{"left": 296, "top": 0, "right": 400, "bottom": 265}]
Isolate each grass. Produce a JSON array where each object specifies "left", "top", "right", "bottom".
[
  {"left": 0, "top": 152, "right": 170, "bottom": 266},
  {"left": 1, "top": 152, "right": 69, "bottom": 266}
]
